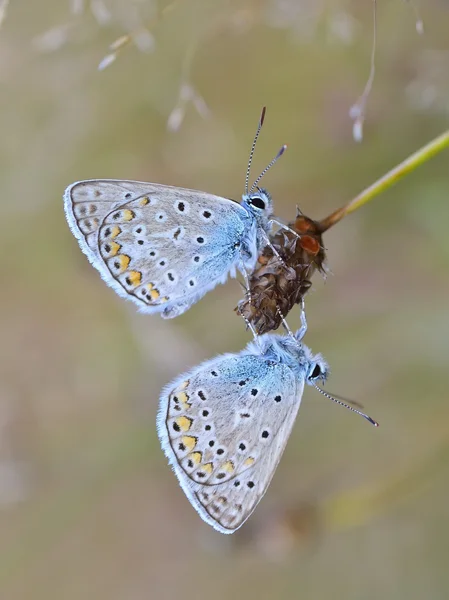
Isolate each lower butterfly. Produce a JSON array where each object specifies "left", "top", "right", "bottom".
[
  {"left": 63, "top": 108, "right": 286, "bottom": 318},
  {"left": 158, "top": 310, "right": 378, "bottom": 534}
]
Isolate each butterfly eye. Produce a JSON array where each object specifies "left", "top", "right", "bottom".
[
  {"left": 249, "top": 196, "right": 266, "bottom": 210},
  {"left": 309, "top": 364, "right": 322, "bottom": 380}
]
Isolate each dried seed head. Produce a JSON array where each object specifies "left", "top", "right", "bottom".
[{"left": 237, "top": 211, "right": 326, "bottom": 335}]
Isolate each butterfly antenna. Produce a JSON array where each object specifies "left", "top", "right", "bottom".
[
  {"left": 323, "top": 391, "right": 365, "bottom": 410},
  {"left": 249, "top": 144, "right": 287, "bottom": 195},
  {"left": 313, "top": 383, "right": 379, "bottom": 427},
  {"left": 245, "top": 107, "right": 266, "bottom": 195}
]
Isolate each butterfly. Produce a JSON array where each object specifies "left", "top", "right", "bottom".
[
  {"left": 63, "top": 108, "right": 287, "bottom": 318},
  {"left": 237, "top": 209, "right": 327, "bottom": 335},
  {"left": 157, "top": 310, "right": 378, "bottom": 534}
]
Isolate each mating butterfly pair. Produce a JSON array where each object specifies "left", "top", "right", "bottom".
[{"left": 64, "top": 109, "right": 377, "bottom": 534}]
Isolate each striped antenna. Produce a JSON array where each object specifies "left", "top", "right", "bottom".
[
  {"left": 245, "top": 107, "right": 266, "bottom": 194},
  {"left": 313, "top": 384, "right": 379, "bottom": 427},
  {"left": 248, "top": 144, "right": 287, "bottom": 195}
]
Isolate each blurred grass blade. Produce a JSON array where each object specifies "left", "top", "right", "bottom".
[
  {"left": 349, "top": 0, "right": 377, "bottom": 142},
  {"left": 404, "top": 0, "right": 424, "bottom": 34},
  {"left": 318, "top": 128, "right": 449, "bottom": 232},
  {"left": 0, "top": 0, "right": 10, "bottom": 28},
  {"left": 97, "top": 0, "right": 179, "bottom": 70}
]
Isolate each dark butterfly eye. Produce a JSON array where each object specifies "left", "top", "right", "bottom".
[
  {"left": 310, "top": 364, "right": 322, "bottom": 380},
  {"left": 249, "top": 196, "right": 266, "bottom": 210}
]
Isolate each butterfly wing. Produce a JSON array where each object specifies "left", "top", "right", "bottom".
[
  {"left": 64, "top": 180, "right": 250, "bottom": 317},
  {"left": 158, "top": 352, "right": 303, "bottom": 534}
]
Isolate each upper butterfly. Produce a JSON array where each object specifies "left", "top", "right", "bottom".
[{"left": 63, "top": 108, "right": 285, "bottom": 318}]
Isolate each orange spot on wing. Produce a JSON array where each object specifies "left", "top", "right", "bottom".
[
  {"left": 122, "top": 209, "right": 135, "bottom": 221},
  {"left": 181, "top": 436, "right": 197, "bottom": 452},
  {"left": 176, "top": 391, "right": 191, "bottom": 409},
  {"left": 175, "top": 416, "right": 193, "bottom": 432},
  {"left": 109, "top": 225, "right": 121, "bottom": 238},
  {"left": 190, "top": 452, "right": 202, "bottom": 465},
  {"left": 127, "top": 270, "right": 142, "bottom": 286},
  {"left": 115, "top": 255, "right": 130, "bottom": 273},
  {"left": 108, "top": 241, "right": 121, "bottom": 257}
]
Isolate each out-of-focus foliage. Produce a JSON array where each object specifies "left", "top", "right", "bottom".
[{"left": 1, "top": 1, "right": 449, "bottom": 599}]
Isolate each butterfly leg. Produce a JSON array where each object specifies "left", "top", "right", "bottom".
[
  {"left": 238, "top": 255, "right": 253, "bottom": 305},
  {"left": 237, "top": 307, "right": 264, "bottom": 351},
  {"left": 276, "top": 305, "right": 297, "bottom": 344},
  {"left": 295, "top": 298, "right": 308, "bottom": 341},
  {"left": 260, "top": 230, "right": 285, "bottom": 266},
  {"left": 269, "top": 218, "right": 303, "bottom": 242}
]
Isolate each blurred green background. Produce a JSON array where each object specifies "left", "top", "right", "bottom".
[{"left": 1, "top": 1, "right": 449, "bottom": 598}]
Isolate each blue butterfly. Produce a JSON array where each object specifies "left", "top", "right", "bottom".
[
  {"left": 158, "top": 312, "right": 378, "bottom": 533},
  {"left": 64, "top": 108, "right": 287, "bottom": 318}
]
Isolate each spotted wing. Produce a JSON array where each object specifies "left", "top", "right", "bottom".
[
  {"left": 157, "top": 352, "right": 303, "bottom": 534},
  {"left": 64, "top": 180, "right": 249, "bottom": 317}
]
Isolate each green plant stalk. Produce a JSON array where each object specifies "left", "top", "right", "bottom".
[{"left": 318, "top": 129, "right": 449, "bottom": 232}]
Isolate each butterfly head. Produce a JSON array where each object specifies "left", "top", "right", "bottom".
[
  {"left": 305, "top": 353, "right": 329, "bottom": 386},
  {"left": 242, "top": 188, "right": 273, "bottom": 226}
]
